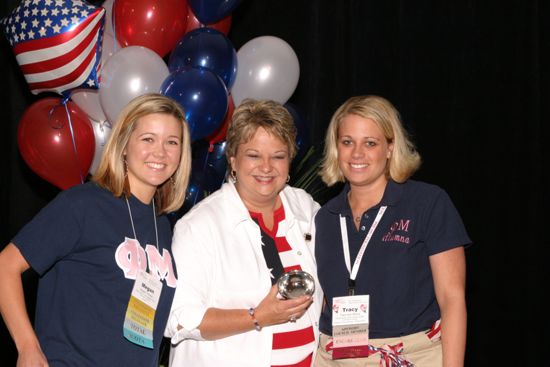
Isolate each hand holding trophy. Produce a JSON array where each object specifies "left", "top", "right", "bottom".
[{"left": 277, "top": 270, "right": 315, "bottom": 299}]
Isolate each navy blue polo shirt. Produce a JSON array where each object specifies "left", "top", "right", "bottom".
[{"left": 315, "top": 180, "right": 471, "bottom": 338}]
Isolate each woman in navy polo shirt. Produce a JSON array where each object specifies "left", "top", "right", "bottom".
[{"left": 314, "top": 95, "right": 471, "bottom": 367}]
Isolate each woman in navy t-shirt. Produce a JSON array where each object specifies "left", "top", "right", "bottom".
[{"left": 0, "top": 94, "right": 191, "bottom": 366}]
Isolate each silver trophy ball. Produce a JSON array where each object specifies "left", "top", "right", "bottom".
[{"left": 277, "top": 270, "right": 315, "bottom": 299}]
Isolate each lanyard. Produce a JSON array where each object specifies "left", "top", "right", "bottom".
[
  {"left": 125, "top": 197, "right": 159, "bottom": 252},
  {"left": 339, "top": 206, "right": 387, "bottom": 295}
]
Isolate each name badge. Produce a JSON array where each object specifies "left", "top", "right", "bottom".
[
  {"left": 123, "top": 270, "right": 162, "bottom": 349},
  {"left": 331, "top": 295, "right": 370, "bottom": 359}
]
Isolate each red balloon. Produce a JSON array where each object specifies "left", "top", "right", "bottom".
[
  {"left": 18, "top": 98, "right": 95, "bottom": 190},
  {"left": 185, "top": 5, "right": 232, "bottom": 36},
  {"left": 207, "top": 95, "right": 234, "bottom": 148},
  {"left": 114, "top": 0, "right": 189, "bottom": 58}
]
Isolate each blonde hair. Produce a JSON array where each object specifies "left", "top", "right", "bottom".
[
  {"left": 93, "top": 93, "right": 191, "bottom": 214},
  {"left": 320, "top": 95, "right": 421, "bottom": 186},
  {"left": 225, "top": 99, "right": 297, "bottom": 163}
]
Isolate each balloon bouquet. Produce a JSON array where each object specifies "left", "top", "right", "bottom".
[{"left": 2, "top": 0, "right": 308, "bottom": 214}]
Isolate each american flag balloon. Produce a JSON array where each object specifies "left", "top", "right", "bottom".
[{"left": 1, "top": 0, "right": 105, "bottom": 95}]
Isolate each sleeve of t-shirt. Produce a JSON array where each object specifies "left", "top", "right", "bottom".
[
  {"left": 424, "top": 188, "right": 472, "bottom": 256},
  {"left": 12, "top": 191, "right": 83, "bottom": 275}
]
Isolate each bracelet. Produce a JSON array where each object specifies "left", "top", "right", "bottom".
[{"left": 248, "top": 307, "right": 262, "bottom": 331}]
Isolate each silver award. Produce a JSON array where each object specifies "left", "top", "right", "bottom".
[{"left": 277, "top": 270, "right": 315, "bottom": 299}]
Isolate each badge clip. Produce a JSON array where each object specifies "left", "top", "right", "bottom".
[{"left": 348, "top": 278, "right": 355, "bottom": 296}]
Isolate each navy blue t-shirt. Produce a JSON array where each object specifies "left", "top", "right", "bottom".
[
  {"left": 13, "top": 182, "right": 177, "bottom": 366},
  {"left": 315, "top": 180, "right": 471, "bottom": 338}
]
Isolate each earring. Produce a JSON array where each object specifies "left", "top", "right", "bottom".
[
  {"left": 286, "top": 175, "right": 290, "bottom": 183},
  {"left": 170, "top": 176, "right": 176, "bottom": 187},
  {"left": 231, "top": 170, "right": 237, "bottom": 183},
  {"left": 123, "top": 158, "right": 128, "bottom": 177}
]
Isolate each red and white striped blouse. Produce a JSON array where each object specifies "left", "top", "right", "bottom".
[{"left": 250, "top": 206, "right": 315, "bottom": 367}]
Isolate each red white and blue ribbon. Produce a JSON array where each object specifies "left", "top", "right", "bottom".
[
  {"left": 425, "top": 319, "right": 441, "bottom": 342},
  {"left": 326, "top": 340, "right": 415, "bottom": 367}
]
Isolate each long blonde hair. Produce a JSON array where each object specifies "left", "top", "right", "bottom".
[{"left": 93, "top": 93, "right": 192, "bottom": 214}]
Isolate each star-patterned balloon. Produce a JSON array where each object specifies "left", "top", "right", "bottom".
[{"left": 1, "top": 0, "right": 105, "bottom": 95}]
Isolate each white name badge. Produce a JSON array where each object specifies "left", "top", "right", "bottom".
[
  {"left": 331, "top": 295, "right": 370, "bottom": 359},
  {"left": 123, "top": 270, "right": 162, "bottom": 349}
]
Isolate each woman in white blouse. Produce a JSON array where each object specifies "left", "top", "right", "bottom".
[{"left": 165, "top": 99, "right": 322, "bottom": 367}]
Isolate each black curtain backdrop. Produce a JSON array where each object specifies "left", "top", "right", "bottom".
[{"left": 1, "top": 1, "right": 548, "bottom": 365}]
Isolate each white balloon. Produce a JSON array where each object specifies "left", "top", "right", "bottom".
[
  {"left": 71, "top": 89, "right": 106, "bottom": 122},
  {"left": 100, "top": 31, "right": 121, "bottom": 70},
  {"left": 99, "top": 46, "right": 169, "bottom": 124},
  {"left": 231, "top": 36, "right": 300, "bottom": 106},
  {"left": 102, "top": 0, "right": 115, "bottom": 37},
  {"left": 89, "top": 119, "right": 112, "bottom": 175}
]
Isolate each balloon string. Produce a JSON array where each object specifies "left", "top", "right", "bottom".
[
  {"left": 63, "top": 101, "right": 86, "bottom": 185},
  {"left": 99, "top": 120, "right": 112, "bottom": 146},
  {"left": 193, "top": 148, "right": 211, "bottom": 206},
  {"left": 47, "top": 105, "right": 62, "bottom": 129},
  {"left": 104, "top": 120, "right": 113, "bottom": 129},
  {"left": 111, "top": 0, "right": 118, "bottom": 52},
  {"left": 202, "top": 150, "right": 210, "bottom": 172},
  {"left": 47, "top": 93, "right": 71, "bottom": 129},
  {"left": 61, "top": 94, "right": 71, "bottom": 105}
]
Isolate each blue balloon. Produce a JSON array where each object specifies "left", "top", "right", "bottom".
[
  {"left": 161, "top": 67, "right": 228, "bottom": 142},
  {"left": 181, "top": 140, "right": 228, "bottom": 213},
  {"left": 192, "top": 139, "right": 228, "bottom": 187},
  {"left": 284, "top": 103, "right": 311, "bottom": 163},
  {"left": 188, "top": 0, "right": 242, "bottom": 25},
  {"left": 169, "top": 28, "right": 238, "bottom": 90},
  {"left": 180, "top": 180, "right": 201, "bottom": 214}
]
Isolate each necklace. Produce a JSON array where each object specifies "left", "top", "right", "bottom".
[
  {"left": 348, "top": 191, "right": 363, "bottom": 224},
  {"left": 125, "top": 197, "right": 159, "bottom": 251}
]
